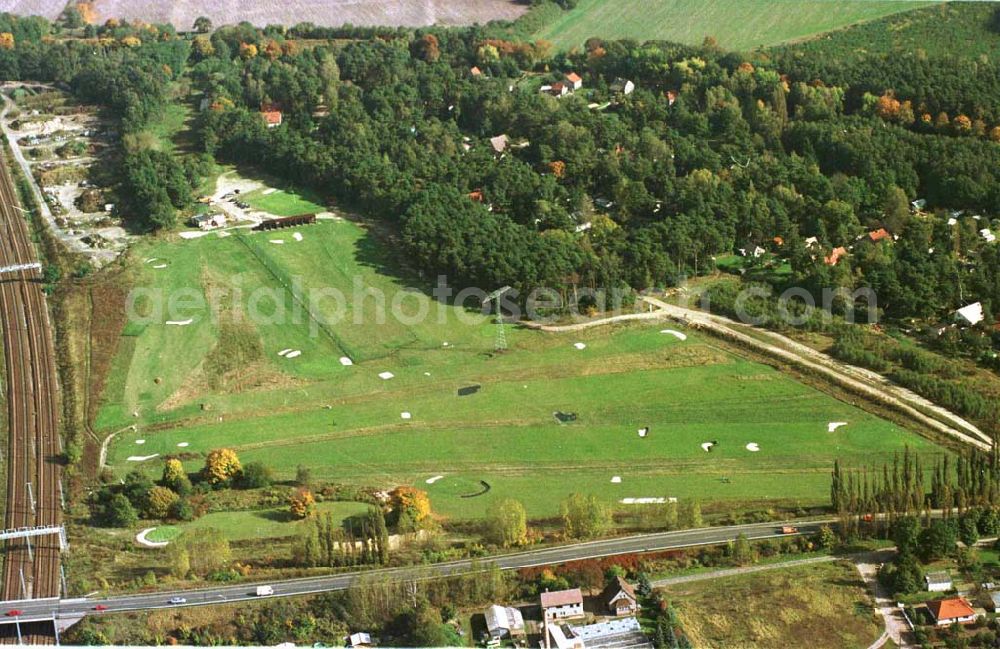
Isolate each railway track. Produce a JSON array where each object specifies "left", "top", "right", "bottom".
[{"left": 0, "top": 148, "right": 62, "bottom": 644}]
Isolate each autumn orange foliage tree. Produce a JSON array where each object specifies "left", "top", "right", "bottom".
[
  {"left": 202, "top": 448, "right": 242, "bottom": 485},
  {"left": 389, "top": 486, "right": 431, "bottom": 524},
  {"left": 289, "top": 488, "right": 316, "bottom": 519}
]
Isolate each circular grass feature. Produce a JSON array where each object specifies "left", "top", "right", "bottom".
[{"left": 144, "top": 525, "right": 182, "bottom": 543}]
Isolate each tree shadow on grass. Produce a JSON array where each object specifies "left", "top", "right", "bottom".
[{"left": 253, "top": 509, "right": 297, "bottom": 524}]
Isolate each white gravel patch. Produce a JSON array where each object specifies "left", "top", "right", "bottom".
[
  {"left": 378, "top": 371, "right": 395, "bottom": 380},
  {"left": 610, "top": 476, "right": 622, "bottom": 483},
  {"left": 177, "top": 442, "right": 189, "bottom": 448},
  {"left": 573, "top": 342, "right": 587, "bottom": 350},
  {"left": 401, "top": 412, "right": 412, "bottom": 420},
  {"left": 339, "top": 357, "right": 353, "bottom": 366},
  {"left": 828, "top": 421, "right": 848, "bottom": 432},
  {"left": 293, "top": 232, "right": 303, "bottom": 241},
  {"left": 165, "top": 319, "right": 193, "bottom": 326}
]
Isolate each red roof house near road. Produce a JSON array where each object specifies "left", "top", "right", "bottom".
[
  {"left": 541, "top": 588, "right": 584, "bottom": 620},
  {"left": 565, "top": 72, "right": 583, "bottom": 90},
  {"left": 927, "top": 597, "right": 977, "bottom": 626}
]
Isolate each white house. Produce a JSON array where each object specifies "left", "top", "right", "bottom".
[
  {"left": 601, "top": 576, "right": 639, "bottom": 616},
  {"left": 347, "top": 632, "right": 373, "bottom": 648},
  {"left": 565, "top": 72, "right": 583, "bottom": 90},
  {"left": 541, "top": 588, "right": 584, "bottom": 620},
  {"left": 980, "top": 228, "right": 996, "bottom": 243},
  {"left": 925, "top": 571, "right": 953, "bottom": 593},
  {"left": 954, "top": 302, "right": 985, "bottom": 326}
]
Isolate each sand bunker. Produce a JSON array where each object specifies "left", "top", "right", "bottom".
[
  {"left": 293, "top": 232, "right": 303, "bottom": 241},
  {"left": 379, "top": 371, "right": 395, "bottom": 380},
  {"left": 177, "top": 442, "right": 189, "bottom": 448},
  {"left": 745, "top": 443, "right": 760, "bottom": 452},
  {"left": 269, "top": 239, "right": 285, "bottom": 244},
  {"left": 285, "top": 350, "right": 302, "bottom": 359},
  {"left": 136, "top": 528, "right": 170, "bottom": 548},
  {"left": 611, "top": 476, "right": 622, "bottom": 484},
  {"left": 152, "top": 264, "right": 168, "bottom": 269},
  {"left": 340, "top": 357, "right": 353, "bottom": 366},
  {"left": 828, "top": 422, "right": 848, "bottom": 432},
  {"left": 574, "top": 342, "right": 587, "bottom": 350},
  {"left": 127, "top": 454, "right": 160, "bottom": 462},
  {"left": 660, "top": 329, "right": 687, "bottom": 341},
  {"left": 401, "top": 412, "right": 412, "bottom": 420},
  {"left": 165, "top": 319, "right": 193, "bottom": 326},
  {"left": 620, "top": 497, "right": 667, "bottom": 504},
  {"left": 278, "top": 348, "right": 293, "bottom": 357},
  {"left": 701, "top": 441, "right": 717, "bottom": 452},
  {"left": 638, "top": 427, "right": 649, "bottom": 438},
  {"left": 426, "top": 475, "right": 444, "bottom": 484},
  {"left": 179, "top": 231, "right": 208, "bottom": 240}
]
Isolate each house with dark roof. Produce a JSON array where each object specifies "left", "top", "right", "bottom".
[
  {"left": 601, "top": 576, "right": 639, "bottom": 616},
  {"left": 927, "top": 597, "right": 977, "bottom": 626},
  {"left": 925, "top": 571, "right": 953, "bottom": 593}
]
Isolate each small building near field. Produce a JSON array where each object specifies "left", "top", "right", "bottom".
[
  {"left": 954, "top": 302, "right": 985, "bottom": 327},
  {"left": 925, "top": 571, "right": 953, "bottom": 593},
  {"left": 601, "top": 576, "right": 639, "bottom": 616},
  {"left": 565, "top": 72, "right": 583, "bottom": 90},
  {"left": 927, "top": 597, "right": 977, "bottom": 626},
  {"left": 541, "top": 588, "right": 584, "bottom": 620},
  {"left": 189, "top": 212, "right": 226, "bottom": 230},
  {"left": 347, "top": 632, "right": 373, "bottom": 648},
  {"left": 470, "top": 66, "right": 483, "bottom": 77},
  {"left": 484, "top": 604, "right": 525, "bottom": 640}
]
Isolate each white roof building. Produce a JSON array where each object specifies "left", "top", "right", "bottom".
[
  {"left": 348, "top": 632, "right": 372, "bottom": 648},
  {"left": 485, "top": 604, "right": 525, "bottom": 639},
  {"left": 955, "top": 302, "right": 985, "bottom": 326}
]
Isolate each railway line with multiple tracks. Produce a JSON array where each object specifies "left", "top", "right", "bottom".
[{"left": 0, "top": 148, "right": 62, "bottom": 644}]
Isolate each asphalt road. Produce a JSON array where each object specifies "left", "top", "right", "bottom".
[{"left": 0, "top": 518, "right": 833, "bottom": 624}]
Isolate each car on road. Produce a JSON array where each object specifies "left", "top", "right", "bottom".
[
  {"left": 167, "top": 597, "right": 187, "bottom": 605},
  {"left": 780, "top": 526, "right": 799, "bottom": 534},
  {"left": 93, "top": 605, "right": 108, "bottom": 611},
  {"left": 5, "top": 610, "right": 22, "bottom": 617}
]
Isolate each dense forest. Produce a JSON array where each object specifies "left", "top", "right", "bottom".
[{"left": 2, "top": 5, "right": 1000, "bottom": 330}]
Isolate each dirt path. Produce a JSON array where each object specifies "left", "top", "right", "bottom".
[
  {"left": 854, "top": 549, "right": 913, "bottom": 648},
  {"left": 651, "top": 554, "right": 836, "bottom": 587}
]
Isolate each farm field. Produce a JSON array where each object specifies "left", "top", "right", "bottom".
[
  {"left": 660, "top": 560, "right": 882, "bottom": 648},
  {"left": 4, "top": 0, "right": 528, "bottom": 28},
  {"left": 533, "top": 0, "right": 937, "bottom": 51},
  {"left": 99, "top": 191, "right": 945, "bottom": 521}
]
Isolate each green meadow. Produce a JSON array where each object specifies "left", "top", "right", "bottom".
[
  {"left": 532, "top": 0, "right": 936, "bottom": 51},
  {"left": 100, "top": 211, "right": 943, "bottom": 520}
]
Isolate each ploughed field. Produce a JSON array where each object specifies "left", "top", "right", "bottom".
[{"left": 100, "top": 213, "right": 941, "bottom": 519}]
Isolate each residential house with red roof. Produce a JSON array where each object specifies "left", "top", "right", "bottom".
[{"left": 927, "top": 597, "right": 977, "bottom": 626}]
